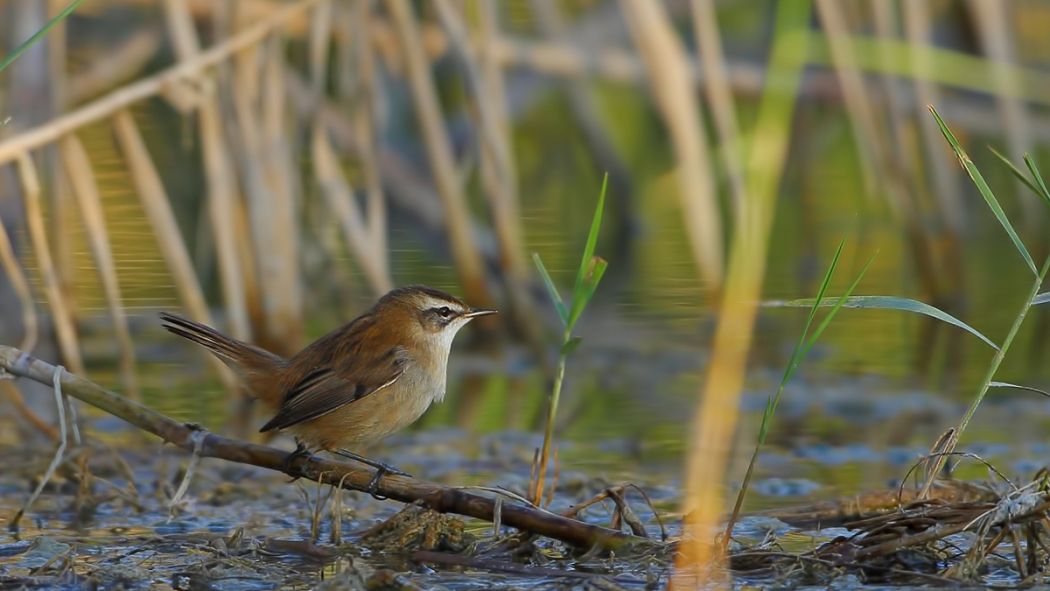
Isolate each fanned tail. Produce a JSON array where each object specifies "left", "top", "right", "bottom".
[{"left": 160, "top": 312, "right": 286, "bottom": 406}]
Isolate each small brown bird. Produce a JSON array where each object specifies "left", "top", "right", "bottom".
[{"left": 161, "top": 285, "right": 495, "bottom": 493}]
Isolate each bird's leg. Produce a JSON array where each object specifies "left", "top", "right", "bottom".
[
  {"left": 332, "top": 449, "right": 410, "bottom": 500},
  {"left": 332, "top": 449, "right": 411, "bottom": 476},
  {"left": 281, "top": 439, "right": 313, "bottom": 477}
]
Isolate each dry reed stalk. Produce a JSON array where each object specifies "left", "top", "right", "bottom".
[
  {"left": 0, "top": 217, "right": 38, "bottom": 352},
  {"left": 16, "top": 152, "right": 84, "bottom": 375},
  {"left": 0, "top": 0, "right": 321, "bottom": 166},
  {"left": 385, "top": 0, "right": 492, "bottom": 307},
  {"left": 350, "top": 0, "right": 390, "bottom": 295},
  {"left": 870, "top": 0, "right": 956, "bottom": 308},
  {"left": 68, "top": 29, "right": 161, "bottom": 103},
  {"left": 435, "top": 0, "right": 541, "bottom": 342},
  {"left": 46, "top": 0, "right": 75, "bottom": 321},
  {"left": 285, "top": 71, "right": 507, "bottom": 277},
  {"left": 871, "top": 0, "right": 922, "bottom": 210},
  {"left": 673, "top": 4, "right": 810, "bottom": 586},
  {"left": 311, "top": 126, "right": 393, "bottom": 294},
  {"left": 162, "top": 0, "right": 252, "bottom": 344},
  {"left": 690, "top": 0, "right": 747, "bottom": 215},
  {"left": 621, "top": 0, "right": 724, "bottom": 294},
  {"left": 333, "top": 3, "right": 353, "bottom": 101},
  {"left": 902, "top": 0, "right": 965, "bottom": 233},
  {"left": 59, "top": 134, "right": 140, "bottom": 401},
  {"left": 223, "top": 17, "right": 300, "bottom": 356},
  {"left": 967, "top": 0, "right": 1037, "bottom": 222},
  {"left": 814, "top": 0, "right": 883, "bottom": 199},
  {"left": 111, "top": 109, "right": 236, "bottom": 391},
  {"left": 308, "top": 0, "right": 332, "bottom": 99},
  {"left": 0, "top": 381, "right": 59, "bottom": 441},
  {"left": 256, "top": 36, "right": 303, "bottom": 351}
]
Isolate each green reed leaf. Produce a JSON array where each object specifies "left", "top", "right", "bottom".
[
  {"left": 989, "top": 147, "right": 1045, "bottom": 201},
  {"left": 930, "top": 106, "right": 1037, "bottom": 276},
  {"left": 989, "top": 381, "right": 1050, "bottom": 399},
  {"left": 573, "top": 173, "right": 607, "bottom": 300},
  {"left": 765, "top": 295, "right": 999, "bottom": 351},
  {"left": 0, "top": 0, "right": 83, "bottom": 74},
  {"left": 532, "top": 253, "right": 567, "bottom": 325}
]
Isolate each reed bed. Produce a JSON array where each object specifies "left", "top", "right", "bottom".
[{"left": 3, "top": 2, "right": 1050, "bottom": 588}]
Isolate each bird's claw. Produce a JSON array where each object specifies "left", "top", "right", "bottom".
[
  {"left": 281, "top": 440, "right": 312, "bottom": 478},
  {"left": 331, "top": 449, "right": 410, "bottom": 499}
]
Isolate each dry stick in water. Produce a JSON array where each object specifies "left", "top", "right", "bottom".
[
  {"left": 8, "top": 365, "right": 71, "bottom": 532},
  {"left": 385, "top": 0, "right": 492, "bottom": 307},
  {"left": 0, "top": 345, "right": 650, "bottom": 552},
  {"left": 16, "top": 152, "right": 84, "bottom": 375},
  {"left": 621, "top": 0, "right": 723, "bottom": 293},
  {"left": 60, "top": 135, "right": 140, "bottom": 401}
]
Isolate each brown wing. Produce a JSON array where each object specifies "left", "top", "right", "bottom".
[{"left": 259, "top": 344, "right": 407, "bottom": 432}]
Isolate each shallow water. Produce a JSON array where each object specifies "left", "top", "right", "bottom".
[{"left": 6, "top": 17, "right": 1050, "bottom": 586}]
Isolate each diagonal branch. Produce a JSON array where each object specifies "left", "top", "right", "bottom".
[{"left": 0, "top": 344, "right": 652, "bottom": 553}]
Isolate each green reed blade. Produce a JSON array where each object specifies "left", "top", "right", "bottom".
[
  {"left": 568, "top": 257, "right": 607, "bottom": 329},
  {"left": 989, "top": 381, "right": 1050, "bottom": 399},
  {"left": 930, "top": 107, "right": 1037, "bottom": 276},
  {"left": 766, "top": 295, "right": 999, "bottom": 351},
  {"left": 1023, "top": 154, "right": 1050, "bottom": 208},
  {"left": 799, "top": 252, "right": 878, "bottom": 361},
  {"left": 728, "top": 239, "right": 867, "bottom": 542},
  {"left": 989, "top": 147, "right": 1045, "bottom": 202},
  {"left": 532, "top": 253, "right": 568, "bottom": 325},
  {"left": 777, "top": 238, "right": 846, "bottom": 390},
  {"left": 573, "top": 173, "right": 608, "bottom": 300},
  {"left": 0, "top": 0, "right": 84, "bottom": 74}
]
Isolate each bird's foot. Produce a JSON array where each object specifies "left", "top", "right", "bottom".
[
  {"left": 281, "top": 440, "right": 313, "bottom": 478},
  {"left": 332, "top": 449, "right": 410, "bottom": 500}
]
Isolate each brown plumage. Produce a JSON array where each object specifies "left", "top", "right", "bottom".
[{"left": 161, "top": 286, "right": 495, "bottom": 453}]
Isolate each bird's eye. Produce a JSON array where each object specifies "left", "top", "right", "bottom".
[{"left": 436, "top": 306, "right": 453, "bottom": 318}]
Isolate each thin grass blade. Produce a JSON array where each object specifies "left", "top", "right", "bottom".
[
  {"left": 1023, "top": 154, "right": 1050, "bottom": 208},
  {"left": 799, "top": 253, "right": 878, "bottom": 361},
  {"left": 766, "top": 295, "right": 999, "bottom": 350},
  {"left": 573, "top": 173, "right": 608, "bottom": 298},
  {"left": 989, "top": 147, "right": 1045, "bottom": 202},
  {"left": 567, "top": 257, "right": 608, "bottom": 329},
  {"left": 787, "top": 238, "right": 846, "bottom": 374},
  {"left": 533, "top": 253, "right": 568, "bottom": 325},
  {"left": 989, "top": 381, "right": 1050, "bottom": 398},
  {"left": 728, "top": 240, "right": 857, "bottom": 544},
  {"left": 0, "top": 0, "right": 84, "bottom": 74},
  {"left": 930, "top": 106, "right": 1037, "bottom": 276}
]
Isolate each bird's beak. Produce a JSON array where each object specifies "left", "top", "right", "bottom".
[{"left": 464, "top": 308, "right": 498, "bottom": 319}]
